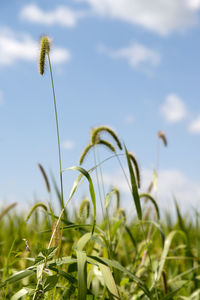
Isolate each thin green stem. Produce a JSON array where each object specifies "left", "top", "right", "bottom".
[
  {"left": 47, "top": 54, "right": 64, "bottom": 210},
  {"left": 96, "top": 146, "right": 112, "bottom": 247},
  {"left": 93, "top": 146, "right": 105, "bottom": 220},
  {"left": 33, "top": 53, "right": 66, "bottom": 300}
]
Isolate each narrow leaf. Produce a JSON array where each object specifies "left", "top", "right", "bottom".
[{"left": 76, "top": 250, "right": 87, "bottom": 300}]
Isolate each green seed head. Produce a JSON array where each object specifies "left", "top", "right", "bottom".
[
  {"left": 79, "top": 198, "right": 90, "bottom": 220},
  {"left": 91, "top": 126, "right": 122, "bottom": 150},
  {"left": 128, "top": 152, "right": 141, "bottom": 188},
  {"left": 39, "top": 36, "right": 51, "bottom": 75}
]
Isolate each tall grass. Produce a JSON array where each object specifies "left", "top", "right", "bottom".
[{"left": 0, "top": 36, "right": 200, "bottom": 300}]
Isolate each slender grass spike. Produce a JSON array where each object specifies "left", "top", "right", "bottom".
[
  {"left": 128, "top": 152, "right": 141, "bottom": 189},
  {"left": 38, "top": 163, "right": 50, "bottom": 193},
  {"left": 39, "top": 36, "right": 51, "bottom": 75}
]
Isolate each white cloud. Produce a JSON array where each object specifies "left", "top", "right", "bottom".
[
  {"left": 188, "top": 116, "right": 200, "bottom": 134},
  {"left": 160, "top": 94, "right": 187, "bottom": 123},
  {"left": 20, "top": 4, "right": 85, "bottom": 27},
  {"left": 103, "top": 167, "right": 200, "bottom": 212},
  {"left": 62, "top": 140, "right": 75, "bottom": 150},
  {"left": 78, "top": 0, "right": 200, "bottom": 35},
  {"left": 98, "top": 43, "right": 160, "bottom": 71},
  {"left": 124, "top": 114, "right": 134, "bottom": 124},
  {"left": 0, "top": 27, "right": 70, "bottom": 66},
  {"left": 188, "top": 0, "right": 200, "bottom": 10}
]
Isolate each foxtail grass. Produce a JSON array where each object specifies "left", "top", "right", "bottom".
[
  {"left": 25, "top": 202, "right": 48, "bottom": 222},
  {"left": 38, "top": 163, "right": 51, "bottom": 193}
]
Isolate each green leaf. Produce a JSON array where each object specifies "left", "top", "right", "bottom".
[
  {"left": 87, "top": 256, "right": 151, "bottom": 298},
  {"left": 75, "top": 232, "right": 106, "bottom": 252},
  {"left": 104, "top": 189, "right": 117, "bottom": 209},
  {"left": 155, "top": 230, "right": 185, "bottom": 282},
  {"left": 68, "top": 166, "right": 96, "bottom": 233},
  {"left": 49, "top": 265, "right": 77, "bottom": 285},
  {"left": 111, "top": 220, "right": 123, "bottom": 241},
  {"left": 76, "top": 250, "right": 87, "bottom": 300},
  {"left": 44, "top": 275, "right": 58, "bottom": 292},
  {"left": 11, "top": 288, "right": 30, "bottom": 300},
  {"left": 0, "top": 269, "right": 35, "bottom": 288},
  {"left": 162, "top": 280, "right": 188, "bottom": 299},
  {"left": 48, "top": 256, "right": 77, "bottom": 267},
  {"left": 98, "top": 263, "right": 119, "bottom": 299},
  {"left": 75, "top": 232, "right": 93, "bottom": 251},
  {"left": 37, "top": 263, "right": 45, "bottom": 280},
  {"left": 124, "top": 145, "right": 142, "bottom": 220},
  {"left": 42, "top": 246, "right": 57, "bottom": 258}
]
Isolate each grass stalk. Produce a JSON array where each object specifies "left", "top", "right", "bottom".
[{"left": 47, "top": 53, "right": 64, "bottom": 211}]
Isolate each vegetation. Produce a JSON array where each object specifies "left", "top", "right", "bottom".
[{"left": 0, "top": 36, "right": 199, "bottom": 299}]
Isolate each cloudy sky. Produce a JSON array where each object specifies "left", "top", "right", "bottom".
[{"left": 1, "top": 0, "right": 200, "bottom": 215}]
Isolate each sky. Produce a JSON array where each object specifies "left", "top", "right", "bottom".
[{"left": 1, "top": 0, "right": 200, "bottom": 216}]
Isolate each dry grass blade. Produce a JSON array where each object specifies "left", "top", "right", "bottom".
[{"left": 51, "top": 221, "right": 61, "bottom": 256}]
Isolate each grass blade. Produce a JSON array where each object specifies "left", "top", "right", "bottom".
[
  {"left": 98, "top": 263, "right": 119, "bottom": 299},
  {"left": 76, "top": 250, "right": 87, "bottom": 300},
  {"left": 68, "top": 166, "right": 96, "bottom": 233}
]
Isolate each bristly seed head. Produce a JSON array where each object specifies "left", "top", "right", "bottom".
[
  {"left": 91, "top": 126, "right": 122, "bottom": 150},
  {"left": 158, "top": 130, "right": 167, "bottom": 147},
  {"left": 39, "top": 36, "right": 51, "bottom": 75},
  {"left": 128, "top": 152, "right": 141, "bottom": 189}
]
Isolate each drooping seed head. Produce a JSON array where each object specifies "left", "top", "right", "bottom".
[
  {"left": 112, "top": 188, "right": 120, "bottom": 210},
  {"left": 158, "top": 130, "right": 167, "bottom": 147},
  {"left": 91, "top": 126, "right": 122, "bottom": 150},
  {"left": 116, "top": 208, "right": 126, "bottom": 221},
  {"left": 25, "top": 202, "right": 48, "bottom": 222},
  {"left": 128, "top": 152, "right": 141, "bottom": 188},
  {"left": 79, "top": 144, "right": 93, "bottom": 165},
  {"left": 97, "top": 139, "right": 115, "bottom": 152},
  {"left": 38, "top": 163, "right": 51, "bottom": 193},
  {"left": 39, "top": 36, "right": 51, "bottom": 75}
]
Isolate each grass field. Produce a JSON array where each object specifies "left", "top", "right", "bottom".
[{"left": 0, "top": 36, "right": 200, "bottom": 300}]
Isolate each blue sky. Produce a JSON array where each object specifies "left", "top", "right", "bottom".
[{"left": 1, "top": 0, "right": 200, "bottom": 214}]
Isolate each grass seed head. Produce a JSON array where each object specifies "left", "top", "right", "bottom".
[
  {"left": 128, "top": 152, "right": 141, "bottom": 188},
  {"left": 158, "top": 130, "right": 167, "bottom": 147},
  {"left": 79, "top": 144, "right": 93, "bottom": 165},
  {"left": 39, "top": 36, "right": 51, "bottom": 75},
  {"left": 79, "top": 198, "right": 90, "bottom": 219},
  {"left": 91, "top": 126, "right": 122, "bottom": 150},
  {"left": 38, "top": 163, "right": 51, "bottom": 193}
]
